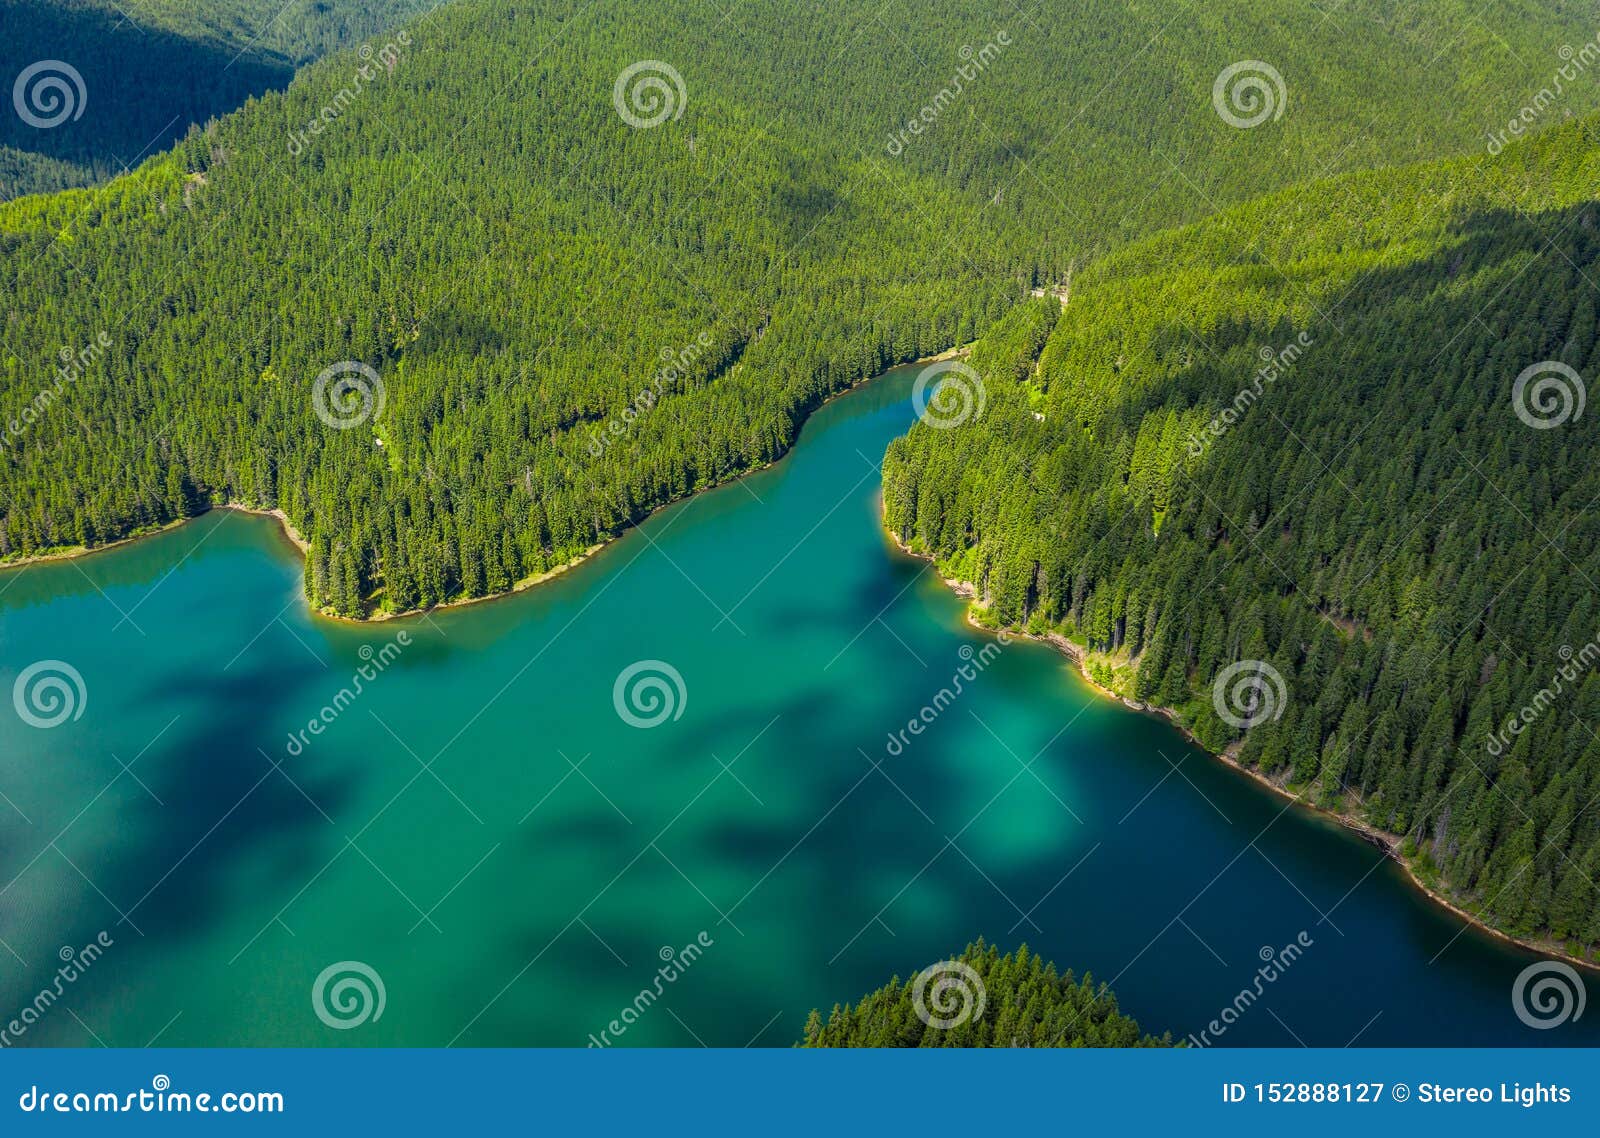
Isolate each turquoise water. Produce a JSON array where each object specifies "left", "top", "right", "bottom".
[{"left": 1, "top": 363, "right": 1594, "bottom": 1047}]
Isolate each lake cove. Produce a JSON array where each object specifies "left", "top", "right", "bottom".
[{"left": 0, "top": 364, "right": 1593, "bottom": 1046}]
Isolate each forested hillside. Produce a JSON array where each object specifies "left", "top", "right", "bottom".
[
  {"left": 3, "top": 0, "right": 1596, "bottom": 616},
  {"left": 883, "top": 116, "right": 1600, "bottom": 956},
  {"left": 800, "top": 942, "right": 1170, "bottom": 1047},
  {"left": 118, "top": 0, "right": 438, "bottom": 62},
  {"left": 1, "top": 0, "right": 433, "bottom": 197}
]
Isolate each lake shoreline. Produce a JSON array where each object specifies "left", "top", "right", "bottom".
[
  {"left": 881, "top": 523, "right": 1600, "bottom": 976},
  {"left": 0, "top": 503, "right": 307, "bottom": 573},
  {"left": 0, "top": 347, "right": 971, "bottom": 626},
  {"left": 332, "top": 346, "right": 970, "bottom": 624}
]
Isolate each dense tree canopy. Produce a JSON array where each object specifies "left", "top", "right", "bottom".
[
  {"left": 1, "top": 0, "right": 434, "bottom": 197},
  {"left": 800, "top": 941, "right": 1171, "bottom": 1048},
  {"left": 3, "top": 0, "right": 1595, "bottom": 617},
  {"left": 884, "top": 117, "right": 1600, "bottom": 956}
]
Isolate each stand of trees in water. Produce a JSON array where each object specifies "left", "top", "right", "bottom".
[
  {"left": 800, "top": 942, "right": 1170, "bottom": 1048},
  {"left": 884, "top": 117, "right": 1600, "bottom": 958}
]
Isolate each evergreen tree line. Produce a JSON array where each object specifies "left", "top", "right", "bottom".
[
  {"left": 800, "top": 941, "right": 1171, "bottom": 1047},
  {"left": 4, "top": 0, "right": 1598, "bottom": 615},
  {"left": 2, "top": 0, "right": 432, "bottom": 198},
  {"left": 883, "top": 118, "right": 1600, "bottom": 953}
]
